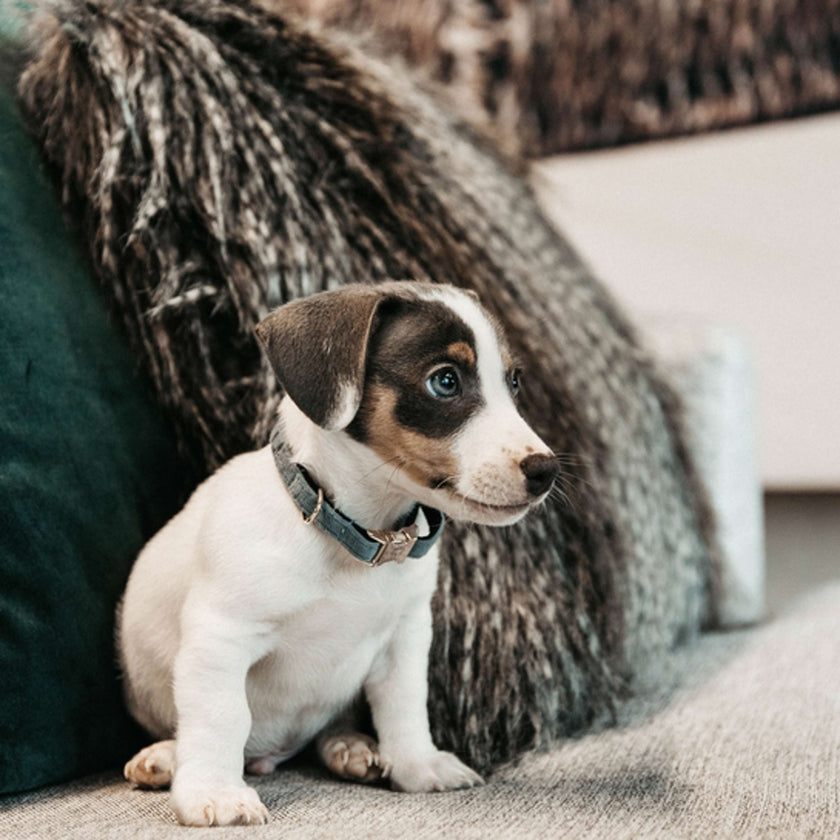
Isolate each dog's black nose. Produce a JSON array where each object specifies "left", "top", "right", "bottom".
[{"left": 520, "top": 453, "right": 559, "bottom": 497}]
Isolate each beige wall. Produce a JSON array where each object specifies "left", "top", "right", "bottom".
[{"left": 534, "top": 113, "right": 840, "bottom": 490}]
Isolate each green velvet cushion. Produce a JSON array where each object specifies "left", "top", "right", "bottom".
[{"left": 0, "top": 76, "right": 185, "bottom": 794}]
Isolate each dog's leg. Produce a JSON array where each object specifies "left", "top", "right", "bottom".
[
  {"left": 169, "top": 615, "right": 270, "bottom": 827},
  {"left": 364, "top": 596, "right": 484, "bottom": 793},
  {"left": 124, "top": 740, "right": 176, "bottom": 789},
  {"left": 315, "top": 708, "right": 388, "bottom": 784}
]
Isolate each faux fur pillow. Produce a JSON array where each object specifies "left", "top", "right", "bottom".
[
  {"left": 279, "top": 0, "right": 840, "bottom": 156},
  {"left": 18, "top": 0, "right": 719, "bottom": 773}
]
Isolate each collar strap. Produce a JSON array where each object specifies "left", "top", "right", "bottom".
[{"left": 270, "top": 423, "right": 445, "bottom": 567}]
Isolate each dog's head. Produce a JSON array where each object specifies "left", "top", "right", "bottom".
[{"left": 256, "top": 282, "right": 557, "bottom": 526}]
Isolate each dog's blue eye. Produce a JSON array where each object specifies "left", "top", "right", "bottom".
[
  {"left": 509, "top": 368, "right": 522, "bottom": 396},
  {"left": 426, "top": 367, "right": 460, "bottom": 399}
]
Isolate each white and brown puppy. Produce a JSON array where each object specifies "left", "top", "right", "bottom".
[{"left": 118, "top": 282, "right": 558, "bottom": 827}]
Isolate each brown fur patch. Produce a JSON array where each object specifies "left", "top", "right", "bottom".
[
  {"left": 446, "top": 341, "right": 475, "bottom": 368},
  {"left": 256, "top": 287, "right": 386, "bottom": 429},
  {"left": 364, "top": 385, "right": 458, "bottom": 489}
]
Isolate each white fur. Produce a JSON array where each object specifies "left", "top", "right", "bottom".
[
  {"left": 417, "top": 286, "right": 552, "bottom": 525},
  {"left": 118, "top": 287, "right": 553, "bottom": 827},
  {"left": 324, "top": 380, "right": 361, "bottom": 431}
]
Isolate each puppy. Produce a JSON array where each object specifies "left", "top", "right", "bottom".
[{"left": 118, "top": 282, "right": 558, "bottom": 826}]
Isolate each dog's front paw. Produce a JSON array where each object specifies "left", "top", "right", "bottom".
[
  {"left": 388, "top": 750, "right": 484, "bottom": 793},
  {"left": 171, "top": 782, "right": 269, "bottom": 827},
  {"left": 321, "top": 732, "right": 388, "bottom": 783}
]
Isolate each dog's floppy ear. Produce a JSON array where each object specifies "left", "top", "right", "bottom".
[{"left": 255, "top": 286, "right": 387, "bottom": 430}]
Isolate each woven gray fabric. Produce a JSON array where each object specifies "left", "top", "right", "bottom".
[{"left": 3, "top": 581, "right": 837, "bottom": 840}]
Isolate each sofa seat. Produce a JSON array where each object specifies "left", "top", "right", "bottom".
[{"left": 2, "top": 581, "right": 837, "bottom": 839}]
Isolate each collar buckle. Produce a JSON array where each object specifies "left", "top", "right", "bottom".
[
  {"left": 365, "top": 524, "right": 420, "bottom": 566},
  {"left": 302, "top": 487, "right": 325, "bottom": 525}
]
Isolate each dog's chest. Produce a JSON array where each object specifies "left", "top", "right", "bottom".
[
  {"left": 244, "top": 556, "right": 433, "bottom": 752},
  {"left": 279, "top": 562, "right": 412, "bottom": 656}
]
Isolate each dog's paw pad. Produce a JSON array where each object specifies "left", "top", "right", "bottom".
[
  {"left": 322, "top": 733, "right": 387, "bottom": 783},
  {"left": 124, "top": 740, "right": 176, "bottom": 789},
  {"left": 172, "top": 784, "right": 269, "bottom": 827}
]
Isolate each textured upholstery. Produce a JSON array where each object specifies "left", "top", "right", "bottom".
[{"left": 2, "top": 583, "right": 837, "bottom": 839}]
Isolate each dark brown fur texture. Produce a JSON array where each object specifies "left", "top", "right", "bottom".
[
  {"left": 278, "top": 0, "right": 840, "bottom": 156},
  {"left": 17, "top": 0, "right": 720, "bottom": 772},
  {"left": 255, "top": 286, "right": 385, "bottom": 430}
]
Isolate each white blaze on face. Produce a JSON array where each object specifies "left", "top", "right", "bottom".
[{"left": 421, "top": 287, "right": 553, "bottom": 522}]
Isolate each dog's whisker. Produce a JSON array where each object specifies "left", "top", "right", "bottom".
[
  {"left": 355, "top": 454, "right": 404, "bottom": 483},
  {"left": 432, "top": 474, "right": 461, "bottom": 491},
  {"left": 552, "top": 466, "right": 596, "bottom": 494},
  {"left": 563, "top": 476, "right": 595, "bottom": 499},
  {"left": 548, "top": 484, "right": 577, "bottom": 511},
  {"left": 549, "top": 450, "right": 593, "bottom": 467},
  {"left": 383, "top": 463, "right": 402, "bottom": 501}
]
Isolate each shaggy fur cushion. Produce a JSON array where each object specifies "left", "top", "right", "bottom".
[
  {"left": 280, "top": 0, "right": 840, "bottom": 156},
  {"left": 18, "top": 0, "right": 719, "bottom": 773}
]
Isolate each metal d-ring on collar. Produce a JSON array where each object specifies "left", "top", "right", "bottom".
[{"left": 269, "top": 421, "right": 445, "bottom": 567}]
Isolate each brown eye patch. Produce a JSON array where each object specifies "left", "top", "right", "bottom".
[
  {"left": 347, "top": 297, "right": 483, "bottom": 476},
  {"left": 352, "top": 385, "right": 460, "bottom": 489},
  {"left": 445, "top": 341, "right": 475, "bottom": 368}
]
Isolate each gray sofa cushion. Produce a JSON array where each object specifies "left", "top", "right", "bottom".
[{"left": 2, "top": 581, "right": 837, "bottom": 839}]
